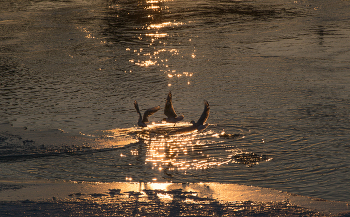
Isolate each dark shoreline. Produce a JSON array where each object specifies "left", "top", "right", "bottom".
[
  {"left": 0, "top": 198, "right": 327, "bottom": 217},
  {"left": 0, "top": 181, "right": 349, "bottom": 216}
]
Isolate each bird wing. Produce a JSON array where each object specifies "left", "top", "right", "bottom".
[
  {"left": 164, "top": 91, "right": 178, "bottom": 118},
  {"left": 143, "top": 106, "right": 161, "bottom": 123},
  {"left": 134, "top": 101, "right": 142, "bottom": 119},
  {"left": 197, "top": 100, "right": 210, "bottom": 125}
]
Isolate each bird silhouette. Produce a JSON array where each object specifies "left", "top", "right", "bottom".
[
  {"left": 134, "top": 101, "right": 160, "bottom": 127},
  {"left": 190, "top": 100, "right": 210, "bottom": 131},
  {"left": 169, "top": 100, "right": 210, "bottom": 134},
  {"left": 163, "top": 91, "right": 184, "bottom": 123}
]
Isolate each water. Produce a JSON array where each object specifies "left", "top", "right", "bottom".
[{"left": 1, "top": 0, "right": 350, "bottom": 203}]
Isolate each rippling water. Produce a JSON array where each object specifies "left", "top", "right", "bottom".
[{"left": 1, "top": 0, "right": 350, "bottom": 202}]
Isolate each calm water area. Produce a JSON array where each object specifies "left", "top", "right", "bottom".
[{"left": 1, "top": 0, "right": 350, "bottom": 203}]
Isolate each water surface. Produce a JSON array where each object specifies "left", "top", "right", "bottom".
[{"left": 1, "top": 0, "right": 350, "bottom": 202}]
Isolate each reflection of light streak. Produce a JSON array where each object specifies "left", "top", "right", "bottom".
[
  {"left": 85, "top": 33, "right": 95, "bottom": 39},
  {"left": 134, "top": 60, "right": 157, "bottom": 67},
  {"left": 167, "top": 72, "right": 193, "bottom": 78},
  {"left": 148, "top": 22, "right": 184, "bottom": 29},
  {"left": 146, "top": 0, "right": 160, "bottom": 3},
  {"left": 153, "top": 49, "right": 167, "bottom": 55},
  {"left": 149, "top": 22, "right": 171, "bottom": 29},
  {"left": 79, "top": 27, "right": 96, "bottom": 39},
  {"left": 146, "top": 5, "right": 160, "bottom": 10},
  {"left": 169, "top": 49, "right": 179, "bottom": 55},
  {"left": 146, "top": 33, "right": 168, "bottom": 38},
  {"left": 183, "top": 72, "right": 193, "bottom": 77}
]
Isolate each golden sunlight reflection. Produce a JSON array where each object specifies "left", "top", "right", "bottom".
[
  {"left": 146, "top": 0, "right": 159, "bottom": 3},
  {"left": 103, "top": 123, "right": 271, "bottom": 178},
  {"left": 148, "top": 22, "right": 183, "bottom": 30},
  {"left": 146, "top": 5, "right": 160, "bottom": 10},
  {"left": 167, "top": 71, "right": 193, "bottom": 85},
  {"left": 134, "top": 60, "right": 157, "bottom": 67},
  {"left": 42, "top": 181, "right": 333, "bottom": 213},
  {"left": 136, "top": 124, "right": 235, "bottom": 172},
  {"left": 167, "top": 71, "right": 193, "bottom": 78},
  {"left": 114, "top": 0, "right": 186, "bottom": 75},
  {"left": 145, "top": 32, "right": 168, "bottom": 38},
  {"left": 104, "top": 123, "right": 238, "bottom": 172},
  {"left": 78, "top": 27, "right": 108, "bottom": 45}
]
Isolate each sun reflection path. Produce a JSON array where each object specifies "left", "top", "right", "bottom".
[
  {"left": 102, "top": 0, "right": 196, "bottom": 86},
  {"left": 105, "top": 122, "right": 272, "bottom": 181},
  {"left": 77, "top": 0, "right": 194, "bottom": 85},
  {"left": 122, "top": 0, "right": 183, "bottom": 69}
]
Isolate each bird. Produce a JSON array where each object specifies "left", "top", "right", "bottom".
[
  {"left": 170, "top": 100, "right": 210, "bottom": 134},
  {"left": 163, "top": 91, "right": 184, "bottom": 123},
  {"left": 134, "top": 101, "right": 160, "bottom": 127},
  {"left": 190, "top": 100, "right": 210, "bottom": 131}
]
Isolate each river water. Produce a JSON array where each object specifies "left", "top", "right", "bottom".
[{"left": 1, "top": 0, "right": 350, "bottom": 203}]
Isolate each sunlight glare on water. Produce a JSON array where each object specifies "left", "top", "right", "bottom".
[
  {"left": 1, "top": 0, "right": 350, "bottom": 203},
  {"left": 104, "top": 123, "right": 272, "bottom": 178}
]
